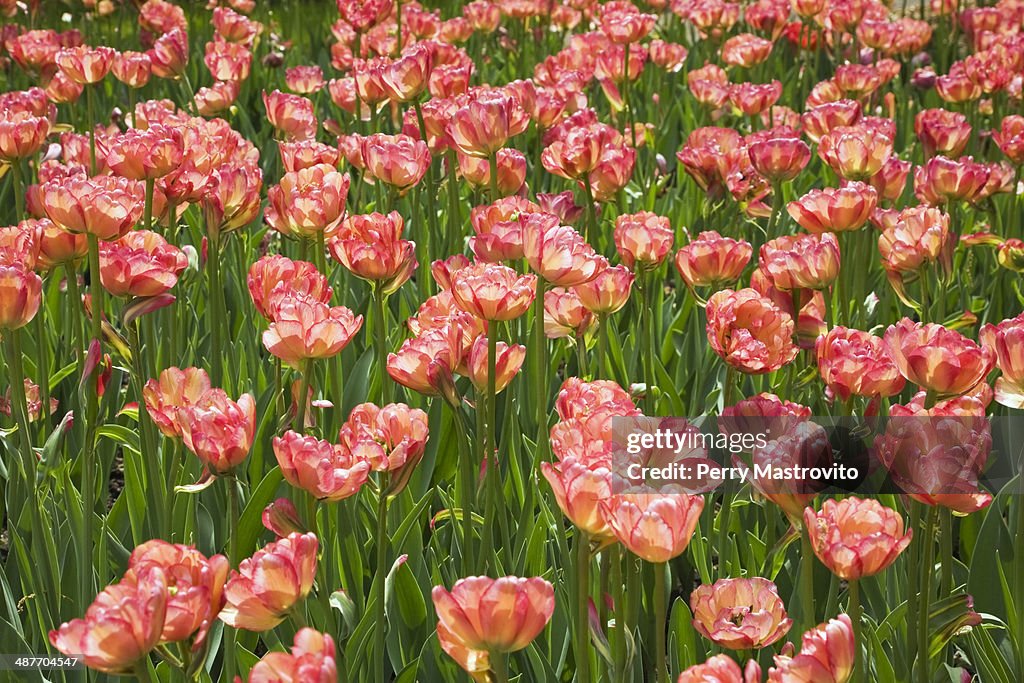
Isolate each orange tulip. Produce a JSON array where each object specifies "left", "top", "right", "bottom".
[
  {"left": 980, "top": 313, "right": 1024, "bottom": 408},
  {"left": 360, "top": 133, "right": 431, "bottom": 192},
  {"left": 469, "top": 196, "right": 537, "bottom": 262},
  {"left": 143, "top": 366, "right": 212, "bottom": 438},
  {"left": 148, "top": 29, "right": 189, "bottom": 80},
  {"left": 574, "top": 261, "right": 634, "bottom": 315},
  {"left": 381, "top": 42, "right": 433, "bottom": 102},
  {"left": 285, "top": 65, "right": 326, "bottom": 94},
  {"left": 273, "top": 430, "right": 371, "bottom": 501},
  {"left": 56, "top": 45, "right": 115, "bottom": 84},
  {"left": 541, "top": 457, "right": 614, "bottom": 539},
  {"left": 767, "top": 615, "right": 855, "bottom": 683},
  {"left": 706, "top": 288, "right": 798, "bottom": 374},
  {"left": 279, "top": 139, "right": 340, "bottom": 173},
  {"left": 804, "top": 498, "right": 912, "bottom": 580},
  {"left": 465, "top": 335, "right": 525, "bottom": 393},
  {"left": 690, "top": 577, "right": 792, "bottom": 649},
  {"left": 0, "top": 111, "right": 50, "bottom": 162},
  {"left": 177, "top": 389, "right": 256, "bottom": 475},
  {"left": 674, "top": 231, "right": 752, "bottom": 289},
  {"left": 448, "top": 90, "right": 529, "bottom": 158},
  {"left": 522, "top": 213, "right": 603, "bottom": 286},
  {"left": 41, "top": 174, "right": 145, "bottom": 240},
  {"left": 112, "top": 51, "right": 152, "bottom": 88},
  {"left": 98, "top": 230, "right": 188, "bottom": 298},
  {"left": 787, "top": 183, "right": 877, "bottom": 233},
  {"left": 200, "top": 162, "right": 263, "bottom": 236},
  {"left": 329, "top": 211, "right": 417, "bottom": 294},
  {"left": 759, "top": 233, "right": 840, "bottom": 291},
  {"left": 614, "top": 211, "right": 674, "bottom": 270},
  {"left": 247, "top": 255, "right": 332, "bottom": 321},
  {"left": 450, "top": 262, "right": 537, "bottom": 321},
  {"left": 816, "top": 327, "right": 906, "bottom": 400},
  {"left": 387, "top": 325, "right": 463, "bottom": 401},
  {"left": 599, "top": 493, "right": 705, "bottom": 563},
  {"left": 818, "top": 125, "right": 893, "bottom": 181},
  {"left": 801, "top": 99, "right": 862, "bottom": 144},
  {"left": 338, "top": 402, "right": 430, "bottom": 479},
  {"left": 877, "top": 205, "right": 953, "bottom": 277},
  {"left": 247, "top": 628, "right": 337, "bottom": 683},
  {"left": 457, "top": 148, "right": 527, "bottom": 196},
  {"left": 265, "top": 163, "right": 350, "bottom": 240},
  {"left": 262, "top": 294, "right": 363, "bottom": 367},
  {"left": 748, "top": 136, "right": 811, "bottom": 183},
  {"left": 219, "top": 532, "right": 318, "bottom": 631},
  {"left": 544, "top": 287, "right": 596, "bottom": 339},
  {"left": 915, "top": 108, "right": 972, "bottom": 159},
  {"left": 262, "top": 89, "right": 317, "bottom": 141},
  {"left": 678, "top": 655, "right": 762, "bottom": 683},
  {"left": 884, "top": 318, "right": 994, "bottom": 397},
  {"left": 913, "top": 155, "right": 990, "bottom": 206},
  {"left": 432, "top": 576, "right": 555, "bottom": 652},
  {"left": 0, "top": 264, "right": 42, "bottom": 330}
]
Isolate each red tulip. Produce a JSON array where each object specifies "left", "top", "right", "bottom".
[
  {"left": 148, "top": 29, "right": 189, "bottom": 80},
  {"left": 993, "top": 115, "right": 1024, "bottom": 165}
]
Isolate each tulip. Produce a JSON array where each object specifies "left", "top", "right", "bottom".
[
  {"left": 448, "top": 91, "right": 530, "bottom": 158},
  {"left": 126, "top": 539, "right": 230, "bottom": 645},
  {"left": 867, "top": 156, "right": 911, "bottom": 202},
  {"left": 201, "top": 163, "right": 263, "bottom": 236},
  {"left": 203, "top": 38, "right": 252, "bottom": 81},
  {"left": 729, "top": 81, "right": 782, "bottom": 116},
  {"left": 599, "top": 493, "right": 705, "bottom": 563},
  {"left": 993, "top": 115, "right": 1024, "bottom": 165},
  {"left": 589, "top": 144, "right": 637, "bottom": 201},
  {"left": 262, "top": 89, "right": 317, "bottom": 141},
  {"left": 722, "top": 33, "right": 773, "bottom": 67},
  {"left": 801, "top": 99, "right": 862, "bottom": 144},
  {"left": 541, "top": 126, "right": 604, "bottom": 180},
  {"left": 273, "top": 430, "right": 371, "bottom": 502},
  {"left": 247, "top": 628, "right": 337, "bottom": 683},
  {"left": 195, "top": 80, "right": 241, "bottom": 117},
  {"left": 247, "top": 255, "right": 332, "bottom": 321},
  {"left": 49, "top": 567, "right": 167, "bottom": 674},
  {"left": 613, "top": 211, "right": 674, "bottom": 270},
  {"left": 678, "top": 655, "right": 762, "bottom": 683},
  {"left": 767, "top": 615, "right": 855, "bottom": 683},
  {"left": 219, "top": 532, "right": 318, "bottom": 631},
  {"left": 883, "top": 318, "right": 994, "bottom": 397},
  {"left": 338, "top": 402, "right": 430, "bottom": 477},
  {"left": 381, "top": 43, "right": 433, "bottom": 102},
  {"left": 329, "top": 211, "right": 417, "bottom": 294},
  {"left": 522, "top": 214, "right": 603, "bottom": 286},
  {"left": 360, "top": 133, "right": 431, "bottom": 193},
  {"left": 279, "top": 140, "right": 340, "bottom": 173},
  {"left": 386, "top": 325, "right": 463, "bottom": 401},
  {"left": 600, "top": 7, "right": 657, "bottom": 43},
  {"left": 544, "top": 287, "right": 596, "bottom": 339},
  {"left": 706, "top": 288, "right": 798, "bottom": 374},
  {"left": 674, "top": 231, "right": 752, "bottom": 290},
  {"left": 262, "top": 294, "right": 363, "bottom": 367},
  {"left": 540, "top": 457, "right": 614, "bottom": 539},
  {"left": 748, "top": 137, "right": 811, "bottom": 183},
  {"left": 56, "top": 45, "right": 115, "bottom": 84},
  {"left": 285, "top": 65, "right": 326, "bottom": 94},
  {"left": 690, "top": 577, "right": 793, "bottom": 649},
  {"left": 469, "top": 196, "right": 538, "bottom": 262},
  {"left": 980, "top": 313, "right": 1024, "bottom": 408},
  {"left": 536, "top": 191, "right": 584, "bottom": 226},
  {"left": 913, "top": 155, "right": 990, "bottom": 206},
  {"left": 816, "top": 327, "right": 906, "bottom": 401},
  {"left": 102, "top": 125, "right": 183, "bottom": 181},
  {"left": 41, "top": 174, "right": 145, "bottom": 240},
  {"left": 112, "top": 51, "right": 152, "bottom": 88},
  {"left": 143, "top": 366, "right": 212, "bottom": 438},
  {"left": 0, "top": 264, "right": 42, "bottom": 329},
  {"left": 818, "top": 125, "right": 893, "bottom": 181},
  {"left": 97, "top": 230, "right": 188, "bottom": 298},
  {"left": 431, "top": 254, "right": 473, "bottom": 290},
  {"left": 787, "top": 183, "right": 877, "bottom": 233},
  {"left": 745, "top": 422, "right": 830, "bottom": 519},
  {"left": 177, "top": 389, "right": 256, "bottom": 475},
  {"left": 457, "top": 148, "right": 527, "bottom": 196},
  {"left": 574, "top": 262, "right": 634, "bottom": 315},
  {"left": 805, "top": 498, "right": 912, "bottom": 580},
  {"left": 265, "top": 164, "right": 350, "bottom": 240},
  {"left": 432, "top": 576, "right": 555, "bottom": 653},
  {"left": 0, "top": 379, "right": 58, "bottom": 423},
  {"left": 450, "top": 262, "right": 537, "bottom": 321},
  {"left": 465, "top": 336, "right": 525, "bottom": 393},
  {"left": 915, "top": 108, "right": 971, "bottom": 159},
  {"left": 148, "top": 29, "right": 190, "bottom": 80},
  {"left": 556, "top": 377, "right": 638, "bottom": 421},
  {"left": 649, "top": 40, "right": 689, "bottom": 71},
  {"left": 759, "top": 233, "right": 840, "bottom": 291},
  {"left": 0, "top": 112, "right": 50, "bottom": 162},
  {"left": 877, "top": 206, "right": 953, "bottom": 276}
]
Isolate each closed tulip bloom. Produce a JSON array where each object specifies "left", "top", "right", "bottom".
[
  {"left": 544, "top": 287, "right": 595, "bottom": 339},
  {"left": 522, "top": 214, "right": 603, "bottom": 286},
  {"left": 0, "top": 112, "right": 50, "bottom": 161},
  {"left": 202, "top": 163, "right": 263, "bottom": 235},
  {"left": 469, "top": 196, "right": 537, "bottom": 262},
  {"left": 103, "top": 125, "right": 184, "bottom": 180},
  {"left": 729, "top": 81, "right": 782, "bottom": 116},
  {"left": 760, "top": 233, "right": 840, "bottom": 291},
  {"left": 220, "top": 532, "right": 318, "bottom": 631},
  {"left": 148, "top": 29, "right": 189, "bottom": 80},
  {"left": 877, "top": 205, "right": 953, "bottom": 275},
  {"left": 649, "top": 40, "right": 689, "bottom": 72},
  {"left": 600, "top": 7, "right": 656, "bottom": 43},
  {"left": 804, "top": 497, "right": 911, "bottom": 580},
  {"left": 678, "top": 655, "right": 762, "bottom": 683},
  {"left": 41, "top": 174, "right": 145, "bottom": 240},
  {"left": 203, "top": 38, "right": 252, "bottom": 81},
  {"left": 0, "top": 264, "right": 42, "bottom": 329},
  {"left": 56, "top": 45, "right": 115, "bottom": 84},
  {"left": 387, "top": 325, "right": 463, "bottom": 400},
  {"left": 195, "top": 80, "right": 241, "bottom": 117},
  {"left": 767, "top": 615, "right": 855, "bottom": 683},
  {"left": 675, "top": 231, "right": 752, "bottom": 288},
  {"left": 993, "top": 115, "right": 1024, "bottom": 165},
  {"left": 451, "top": 262, "right": 537, "bottom": 321},
  {"left": 273, "top": 430, "right": 371, "bottom": 502},
  {"left": 867, "top": 156, "right": 911, "bottom": 202},
  {"left": 143, "top": 366, "right": 212, "bottom": 438},
  {"left": 574, "top": 262, "right": 634, "bottom": 314},
  {"left": 748, "top": 137, "right": 811, "bottom": 183},
  {"left": 818, "top": 125, "right": 893, "bottom": 181},
  {"left": 465, "top": 336, "right": 525, "bottom": 393},
  {"left": 590, "top": 144, "right": 637, "bottom": 201},
  {"left": 35, "top": 216, "right": 87, "bottom": 269},
  {"left": 980, "top": 313, "right": 1024, "bottom": 408},
  {"left": 722, "top": 33, "right": 773, "bottom": 67},
  {"left": 173, "top": 385, "right": 253, "bottom": 473},
  {"left": 285, "top": 65, "right": 325, "bottom": 95},
  {"left": 381, "top": 43, "right": 433, "bottom": 102},
  {"left": 913, "top": 155, "right": 990, "bottom": 205},
  {"left": 49, "top": 567, "right": 167, "bottom": 674},
  {"left": 690, "top": 577, "right": 793, "bottom": 649},
  {"left": 126, "top": 540, "right": 230, "bottom": 645},
  {"left": 265, "top": 164, "right": 350, "bottom": 240},
  {"left": 263, "top": 294, "right": 363, "bottom": 367},
  {"left": 360, "top": 133, "right": 431, "bottom": 193},
  {"left": 430, "top": 254, "right": 473, "bottom": 291},
  {"left": 112, "top": 51, "right": 152, "bottom": 88},
  {"left": 614, "top": 211, "right": 674, "bottom": 270},
  {"left": 816, "top": 327, "right": 906, "bottom": 400},
  {"left": 0, "top": 222, "right": 41, "bottom": 269},
  {"left": 247, "top": 255, "right": 331, "bottom": 321},
  {"left": 448, "top": 91, "right": 529, "bottom": 158},
  {"left": 540, "top": 457, "right": 614, "bottom": 539},
  {"left": 432, "top": 576, "right": 555, "bottom": 652},
  {"left": 915, "top": 108, "right": 971, "bottom": 159},
  {"left": 457, "top": 148, "right": 526, "bottom": 196},
  {"left": 706, "top": 288, "right": 798, "bottom": 374},
  {"left": 884, "top": 318, "right": 994, "bottom": 397},
  {"left": 600, "top": 493, "right": 705, "bottom": 563},
  {"left": 329, "top": 211, "right": 417, "bottom": 294},
  {"left": 262, "top": 90, "right": 317, "bottom": 141},
  {"left": 787, "top": 183, "right": 877, "bottom": 233},
  {"left": 247, "top": 629, "right": 337, "bottom": 683},
  {"left": 98, "top": 230, "right": 188, "bottom": 298}
]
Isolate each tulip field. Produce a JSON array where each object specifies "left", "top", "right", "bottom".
[{"left": 4, "top": 0, "right": 1024, "bottom": 681}]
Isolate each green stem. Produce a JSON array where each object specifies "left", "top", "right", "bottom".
[
  {"left": 207, "top": 230, "right": 224, "bottom": 387},
  {"left": 374, "top": 285, "right": 390, "bottom": 405},
  {"left": 374, "top": 490, "right": 390, "bottom": 683},
  {"left": 451, "top": 404, "right": 475, "bottom": 573},
  {"left": 86, "top": 85, "right": 97, "bottom": 174},
  {"left": 445, "top": 150, "right": 462, "bottom": 256},
  {"left": 134, "top": 661, "right": 154, "bottom": 683},
  {"left": 907, "top": 502, "right": 921, "bottom": 677},
  {"left": 849, "top": 579, "right": 863, "bottom": 683},
  {"left": 596, "top": 315, "right": 609, "bottom": 380},
  {"left": 483, "top": 332, "right": 500, "bottom": 570},
  {"left": 644, "top": 270, "right": 658, "bottom": 412},
  {"left": 800, "top": 526, "right": 816, "bottom": 632},
  {"left": 32, "top": 306, "right": 49, "bottom": 435},
  {"left": 129, "top": 320, "right": 167, "bottom": 538},
  {"left": 83, "top": 233, "right": 104, "bottom": 605},
  {"left": 11, "top": 158, "right": 25, "bottom": 222},
  {"left": 144, "top": 177, "right": 154, "bottom": 233},
  {"left": 490, "top": 651, "right": 510, "bottom": 683},
  {"left": 488, "top": 151, "right": 500, "bottom": 200},
  {"left": 534, "top": 278, "right": 549, "bottom": 459},
  {"left": 222, "top": 476, "right": 239, "bottom": 682},
  {"left": 575, "top": 532, "right": 591, "bottom": 682},
  {"left": 582, "top": 176, "right": 598, "bottom": 243},
  {"left": 609, "top": 546, "right": 625, "bottom": 679},
  {"left": 917, "top": 506, "right": 938, "bottom": 683},
  {"left": 939, "top": 507, "right": 953, "bottom": 598},
  {"left": 653, "top": 561, "right": 669, "bottom": 683},
  {"left": 294, "top": 359, "right": 313, "bottom": 432}
]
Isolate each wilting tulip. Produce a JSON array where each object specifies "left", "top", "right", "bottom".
[
  {"left": 386, "top": 325, "right": 463, "bottom": 401},
  {"left": 432, "top": 576, "right": 555, "bottom": 653},
  {"left": 263, "top": 294, "right": 363, "bottom": 367},
  {"left": 465, "top": 336, "right": 525, "bottom": 393},
  {"left": 0, "top": 112, "right": 50, "bottom": 161},
  {"left": 522, "top": 214, "right": 603, "bottom": 286},
  {"left": 706, "top": 288, "right": 798, "bottom": 374},
  {"left": 201, "top": 163, "right": 263, "bottom": 236},
  {"left": 247, "top": 628, "right": 337, "bottom": 683},
  {"left": 126, "top": 539, "right": 230, "bottom": 645},
  {"left": 540, "top": 457, "right": 614, "bottom": 539},
  {"left": 574, "top": 262, "right": 634, "bottom": 314},
  {"left": 360, "top": 133, "right": 431, "bottom": 193},
  {"left": 599, "top": 493, "right": 705, "bottom": 563},
  {"left": 56, "top": 45, "right": 115, "bottom": 84},
  {"left": 458, "top": 148, "right": 526, "bottom": 196},
  {"left": 177, "top": 389, "right": 256, "bottom": 475},
  {"left": 41, "top": 175, "right": 145, "bottom": 240},
  {"left": 884, "top": 318, "right": 994, "bottom": 397},
  {"left": 285, "top": 65, "right": 325, "bottom": 95},
  {"left": 262, "top": 90, "right": 317, "bottom": 141},
  {"left": 264, "top": 164, "right": 350, "bottom": 240},
  {"left": 273, "top": 430, "right": 371, "bottom": 502},
  {"left": 913, "top": 155, "right": 990, "bottom": 205},
  {"left": 690, "top": 577, "right": 793, "bottom": 649},
  {"left": 49, "top": 567, "right": 167, "bottom": 674},
  {"left": 679, "top": 655, "right": 762, "bottom": 683},
  {"left": 448, "top": 91, "right": 529, "bottom": 158},
  {"left": 219, "top": 532, "right": 318, "bottom": 631},
  {"left": 767, "top": 615, "right": 855, "bottom": 683},
  {"left": 0, "top": 264, "right": 42, "bottom": 329},
  {"left": 450, "top": 262, "right": 537, "bottom": 321},
  {"left": 247, "top": 255, "right": 331, "bottom": 321},
  {"left": 818, "top": 125, "right": 893, "bottom": 181},
  {"left": 759, "top": 233, "right": 840, "bottom": 291},
  {"left": 112, "top": 51, "right": 152, "bottom": 88},
  {"left": 816, "top": 327, "right": 906, "bottom": 401},
  {"left": 674, "top": 231, "right": 752, "bottom": 289},
  {"left": 613, "top": 211, "right": 674, "bottom": 270},
  {"left": 329, "top": 211, "right": 417, "bottom": 294},
  {"left": 787, "top": 183, "right": 877, "bottom": 233},
  {"left": 98, "top": 230, "right": 187, "bottom": 298},
  {"left": 143, "top": 366, "right": 212, "bottom": 438},
  {"left": 748, "top": 137, "right": 811, "bottom": 183},
  {"left": 877, "top": 205, "right": 953, "bottom": 276},
  {"left": 805, "top": 498, "right": 911, "bottom": 580},
  {"left": 980, "top": 313, "right": 1024, "bottom": 408}
]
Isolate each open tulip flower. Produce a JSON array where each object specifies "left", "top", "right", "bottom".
[
  {"left": 690, "top": 577, "right": 793, "bottom": 650},
  {"left": 805, "top": 498, "right": 912, "bottom": 580}
]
